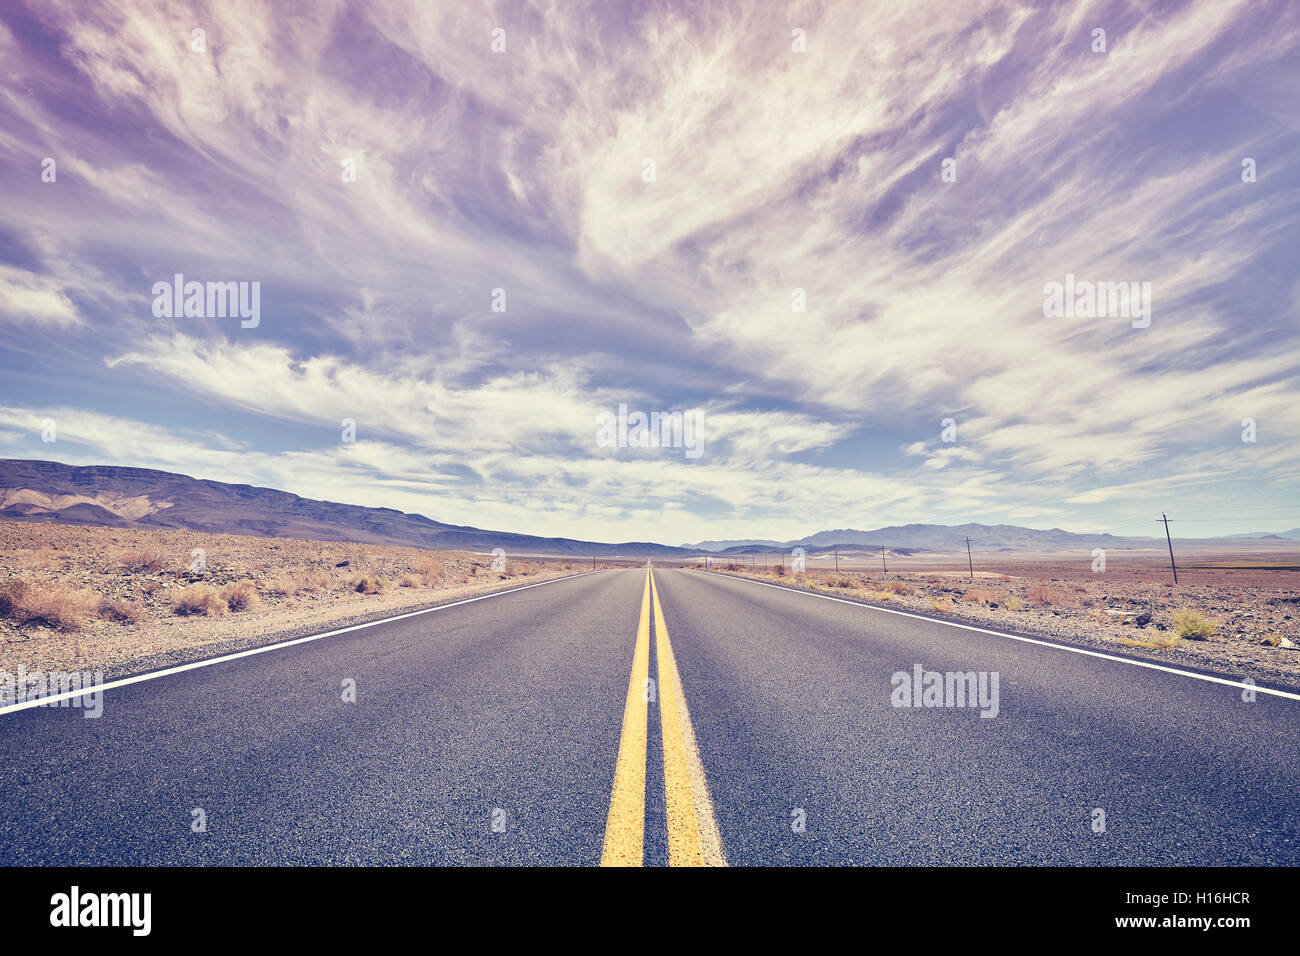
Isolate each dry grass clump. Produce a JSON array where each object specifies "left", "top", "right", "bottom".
[
  {"left": 218, "top": 580, "right": 260, "bottom": 611},
  {"left": 1004, "top": 595, "right": 1025, "bottom": 612},
  {"left": 1123, "top": 633, "right": 1182, "bottom": 651},
  {"left": 928, "top": 597, "right": 949, "bottom": 614},
  {"left": 832, "top": 576, "right": 856, "bottom": 588},
  {"left": 1027, "top": 584, "right": 1076, "bottom": 607},
  {"left": 351, "top": 575, "right": 389, "bottom": 594},
  {"left": 268, "top": 570, "right": 329, "bottom": 596},
  {"left": 1170, "top": 608, "right": 1217, "bottom": 641},
  {"left": 415, "top": 556, "right": 446, "bottom": 587},
  {"left": 171, "top": 585, "right": 228, "bottom": 617},
  {"left": 397, "top": 574, "right": 421, "bottom": 588},
  {"left": 882, "top": 579, "right": 912, "bottom": 595},
  {"left": 98, "top": 597, "right": 147, "bottom": 625},
  {"left": 117, "top": 549, "right": 167, "bottom": 574},
  {"left": 0, "top": 579, "right": 99, "bottom": 630},
  {"left": 24, "top": 548, "right": 60, "bottom": 570},
  {"left": 961, "top": 588, "right": 998, "bottom": 604}
]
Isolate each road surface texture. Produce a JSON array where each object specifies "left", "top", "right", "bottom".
[{"left": 2, "top": 567, "right": 1297, "bottom": 865}]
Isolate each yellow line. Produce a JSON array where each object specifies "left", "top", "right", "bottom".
[
  {"left": 651, "top": 568, "right": 727, "bottom": 867},
  {"left": 599, "top": 568, "right": 652, "bottom": 866}
]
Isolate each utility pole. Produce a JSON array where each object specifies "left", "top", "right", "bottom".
[
  {"left": 834, "top": 550, "right": 839, "bottom": 573},
  {"left": 880, "top": 545, "right": 887, "bottom": 575},
  {"left": 965, "top": 536, "right": 974, "bottom": 581},
  {"left": 592, "top": 555, "right": 596, "bottom": 570},
  {"left": 1161, "top": 513, "right": 1178, "bottom": 585}
]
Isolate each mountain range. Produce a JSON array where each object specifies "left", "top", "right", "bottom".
[
  {"left": 1, "top": 459, "right": 1294, "bottom": 557},
  {"left": 684, "top": 523, "right": 1300, "bottom": 553},
  {"left": 0, "top": 459, "right": 691, "bottom": 557}
]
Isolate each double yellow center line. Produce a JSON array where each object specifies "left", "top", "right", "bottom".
[{"left": 600, "top": 567, "right": 726, "bottom": 866}]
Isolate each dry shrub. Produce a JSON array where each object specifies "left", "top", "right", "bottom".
[
  {"left": 1004, "top": 595, "right": 1025, "bottom": 612},
  {"left": 118, "top": 549, "right": 166, "bottom": 574},
  {"left": 1027, "top": 584, "right": 1076, "bottom": 607},
  {"left": 98, "top": 597, "right": 147, "bottom": 625},
  {"left": 219, "top": 580, "right": 260, "bottom": 611},
  {"left": 172, "top": 585, "right": 228, "bottom": 617},
  {"left": 25, "top": 548, "right": 59, "bottom": 570},
  {"left": 928, "top": 597, "right": 949, "bottom": 614},
  {"left": 398, "top": 574, "right": 421, "bottom": 588},
  {"left": 1170, "top": 608, "right": 1217, "bottom": 641},
  {"left": 882, "top": 579, "right": 912, "bottom": 595},
  {"left": 962, "top": 588, "right": 998, "bottom": 604},
  {"left": 268, "top": 570, "right": 328, "bottom": 596},
  {"left": 352, "top": 575, "right": 389, "bottom": 594},
  {"left": 725, "top": 563, "right": 744, "bottom": 572},
  {"left": 833, "top": 576, "right": 856, "bottom": 588},
  {"left": 416, "top": 556, "right": 446, "bottom": 586},
  {"left": 0, "top": 579, "right": 99, "bottom": 630}
]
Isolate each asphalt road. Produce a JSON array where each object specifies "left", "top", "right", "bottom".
[{"left": 2, "top": 566, "right": 1297, "bottom": 865}]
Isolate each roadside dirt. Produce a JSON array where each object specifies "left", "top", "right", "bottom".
[
  {"left": 0, "top": 521, "right": 615, "bottom": 680},
  {"left": 704, "top": 560, "right": 1300, "bottom": 691}
]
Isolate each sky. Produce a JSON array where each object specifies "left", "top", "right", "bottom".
[{"left": 0, "top": 0, "right": 1297, "bottom": 546}]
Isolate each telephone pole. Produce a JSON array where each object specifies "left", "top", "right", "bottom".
[
  {"left": 880, "top": 545, "right": 887, "bottom": 575},
  {"left": 834, "top": 550, "right": 839, "bottom": 573},
  {"left": 1161, "top": 513, "right": 1178, "bottom": 585},
  {"left": 965, "top": 536, "right": 974, "bottom": 581}
]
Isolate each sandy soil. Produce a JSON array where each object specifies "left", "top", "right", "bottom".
[
  {"left": 701, "top": 554, "right": 1300, "bottom": 691},
  {"left": 0, "top": 522, "right": 621, "bottom": 681}
]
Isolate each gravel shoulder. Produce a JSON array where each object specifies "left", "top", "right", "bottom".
[
  {"left": 0, "top": 520, "right": 609, "bottom": 682},
  {"left": 703, "top": 566, "right": 1300, "bottom": 693}
]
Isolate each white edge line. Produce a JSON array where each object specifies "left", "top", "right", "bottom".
[
  {"left": 0, "top": 569, "right": 607, "bottom": 716},
  {"left": 698, "top": 570, "right": 1300, "bottom": 702}
]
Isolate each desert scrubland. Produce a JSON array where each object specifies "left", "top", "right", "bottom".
[
  {"left": 0, "top": 521, "right": 615, "bottom": 679},
  {"left": 702, "top": 547, "right": 1300, "bottom": 689}
]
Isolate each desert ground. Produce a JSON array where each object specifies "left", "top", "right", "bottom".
[
  {"left": 4, "top": 520, "right": 1297, "bottom": 692},
  {"left": 0, "top": 521, "right": 630, "bottom": 680},
  {"left": 694, "top": 545, "right": 1300, "bottom": 690}
]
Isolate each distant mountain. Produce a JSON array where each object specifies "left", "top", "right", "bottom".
[
  {"left": 1224, "top": 530, "right": 1300, "bottom": 540},
  {"left": 683, "top": 521, "right": 1264, "bottom": 554},
  {"left": 678, "top": 538, "right": 784, "bottom": 551},
  {"left": 0, "top": 459, "right": 695, "bottom": 557}
]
